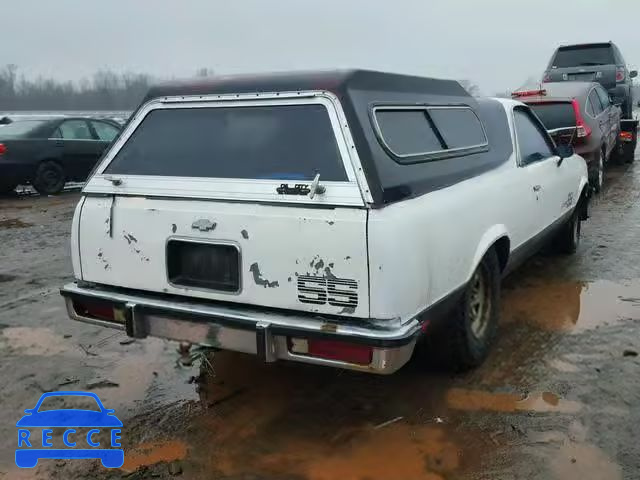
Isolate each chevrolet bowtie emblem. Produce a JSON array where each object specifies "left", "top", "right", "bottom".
[{"left": 191, "top": 219, "right": 217, "bottom": 232}]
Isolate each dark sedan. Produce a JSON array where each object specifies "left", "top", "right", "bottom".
[{"left": 0, "top": 117, "right": 121, "bottom": 194}]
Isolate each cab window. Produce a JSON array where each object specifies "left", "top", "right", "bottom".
[
  {"left": 595, "top": 87, "right": 611, "bottom": 110},
  {"left": 57, "top": 120, "right": 94, "bottom": 140},
  {"left": 589, "top": 90, "right": 604, "bottom": 116},
  {"left": 91, "top": 121, "right": 120, "bottom": 142},
  {"left": 514, "top": 109, "right": 555, "bottom": 165}
]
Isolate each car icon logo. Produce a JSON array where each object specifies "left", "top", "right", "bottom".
[{"left": 15, "top": 391, "right": 124, "bottom": 468}]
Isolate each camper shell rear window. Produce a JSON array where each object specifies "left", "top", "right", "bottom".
[{"left": 104, "top": 104, "right": 348, "bottom": 181}]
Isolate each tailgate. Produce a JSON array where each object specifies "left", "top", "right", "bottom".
[{"left": 78, "top": 197, "right": 369, "bottom": 317}]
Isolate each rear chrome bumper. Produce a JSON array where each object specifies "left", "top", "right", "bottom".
[{"left": 60, "top": 283, "right": 420, "bottom": 374}]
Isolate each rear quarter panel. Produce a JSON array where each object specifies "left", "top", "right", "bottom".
[{"left": 367, "top": 159, "right": 528, "bottom": 323}]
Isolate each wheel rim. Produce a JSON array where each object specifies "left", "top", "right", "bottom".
[
  {"left": 469, "top": 265, "right": 491, "bottom": 340},
  {"left": 41, "top": 166, "right": 61, "bottom": 191}
]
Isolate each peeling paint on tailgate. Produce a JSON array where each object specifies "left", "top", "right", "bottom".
[{"left": 78, "top": 197, "right": 369, "bottom": 317}]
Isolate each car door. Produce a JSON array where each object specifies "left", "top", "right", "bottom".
[
  {"left": 595, "top": 86, "right": 617, "bottom": 156},
  {"left": 513, "top": 107, "right": 566, "bottom": 233},
  {"left": 52, "top": 119, "right": 104, "bottom": 180},
  {"left": 587, "top": 88, "right": 608, "bottom": 155}
]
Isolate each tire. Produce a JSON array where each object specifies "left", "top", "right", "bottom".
[
  {"left": 589, "top": 150, "right": 604, "bottom": 193},
  {"left": 32, "top": 160, "right": 65, "bottom": 195},
  {"left": 624, "top": 141, "right": 636, "bottom": 164},
  {"left": 555, "top": 209, "right": 581, "bottom": 255},
  {"left": 0, "top": 182, "right": 17, "bottom": 195},
  {"left": 436, "top": 249, "right": 501, "bottom": 371}
]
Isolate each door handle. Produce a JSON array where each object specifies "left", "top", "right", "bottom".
[{"left": 533, "top": 185, "right": 542, "bottom": 192}]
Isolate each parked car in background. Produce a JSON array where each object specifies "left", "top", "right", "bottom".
[
  {"left": 62, "top": 70, "right": 590, "bottom": 376},
  {"left": 513, "top": 81, "right": 620, "bottom": 192},
  {"left": 542, "top": 42, "right": 637, "bottom": 119},
  {"left": 0, "top": 117, "right": 121, "bottom": 194}
]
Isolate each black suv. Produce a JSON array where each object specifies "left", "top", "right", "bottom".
[{"left": 543, "top": 42, "right": 637, "bottom": 119}]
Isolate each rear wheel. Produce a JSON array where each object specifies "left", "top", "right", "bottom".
[
  {"left": 624, "top": 141, "right": 636, "bottom": 164},
  {"left": 435, "top": 249, "right": 500, "bottom": 371},
  {"left": 589, "top": 151, "right": 604, "bottom": 193},
  {"left": 32, "top": 160, "right": 65, "bottom": 195},
  {"left": 555, "top": 209, "right": 581, "bottom": 255}
]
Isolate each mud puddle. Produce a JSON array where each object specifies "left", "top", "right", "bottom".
[
  {"left": 0, "top": 218, "right": 33, "bottom": 229},
  {"left": 502, "top": 279, "right": 640, "bottom": 332},
  {"left": 1, "top": 327, "right": 72, "bottom": 356},
  {"left": 446, "top": 388, "right": 581, "bottom": 414},
  {"left": 121, "top": 440, "right": 188, "bottom": 472},
  {"left": 110, "top": 350, "right": 592, "bottom": 479}
]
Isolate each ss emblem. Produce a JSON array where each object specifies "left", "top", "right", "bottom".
[{"left": 297, "top": 275, "right": 358, "bottom": 308}]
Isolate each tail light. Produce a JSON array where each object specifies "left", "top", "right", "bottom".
[
  {"left": 289, "top": 337, "right": 373, "bottom": 365},
  {"left": 616, "top": 67, "right": 625, "bottom": 82},
  {"left": 620, "top": 131, "right": 634, "bottom": 143},
  {"left": 72, "top": 299, "right": 119, "bottom": 323},
  {"left": 0, "top": 143, "right": 6, "bottom": 155},
  {"left": 572, "top": 99, "right": 591, "bottom": 139}
]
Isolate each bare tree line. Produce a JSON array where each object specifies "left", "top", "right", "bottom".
[{"left": 0, "top": 65, "right": 214, "bottom": 111}]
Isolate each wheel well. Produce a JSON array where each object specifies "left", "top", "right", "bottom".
[
  {"left": 38, "top": 158, "right": 62, "bottom": 167},
  {"left": 492, "top": 236, "right": 510, "bottom": 272}
]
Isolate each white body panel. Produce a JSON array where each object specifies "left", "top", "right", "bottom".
[{"left": 368, "top": 99, "right": 588, "bottom": 322}]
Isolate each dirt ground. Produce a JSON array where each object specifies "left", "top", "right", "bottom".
[{"left": 1, "top": 156, "right": 639, "bottom": 480}]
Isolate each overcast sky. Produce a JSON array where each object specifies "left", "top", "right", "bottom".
[{"left": 3, "top": 0, "right": 639, "bottom": 94}]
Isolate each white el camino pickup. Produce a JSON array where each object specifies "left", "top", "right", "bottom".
[{"left": 60, "top": 70, "right": 590, "bottom": 374}]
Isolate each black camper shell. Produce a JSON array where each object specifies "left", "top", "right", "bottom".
[{"left": 143, "top": 70, "right": 513, "bottom": 206}]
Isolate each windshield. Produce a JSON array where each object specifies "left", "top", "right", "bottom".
[
  {"left": 0, "top": 120, "right": 48, "bottom": 138},
  {"left": 528, "top": 102, "right": 577, "bottom": 130},
  {"left": 552, "top": 45, "right": 615, "bottom": 67},
  {"left": 104, "top": 104, "right": 347, "bottom": 181}
]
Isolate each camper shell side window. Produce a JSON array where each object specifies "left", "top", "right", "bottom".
[{"left": 371, "top": 105, "right": 489, "bottom": 164}]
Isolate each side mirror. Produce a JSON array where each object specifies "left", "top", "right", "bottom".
[
  {"left": 556, "top": 143, "right": 574, "bottom": 162},
  {"left": 630, "top": 70, "right": 638, "bottom": 79}
]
